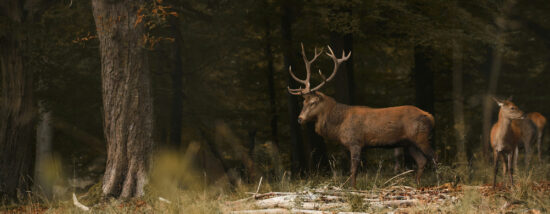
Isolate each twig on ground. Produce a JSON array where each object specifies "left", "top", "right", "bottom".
[
  {"left": 339, "top": 175, "right": 352, "bottom": 189},
  {"left": 255, "top": 176, "right": 263, "bottom": 195},
  {"left": 383, "top": 170, "right": 414, "bottom": 186},
  {"left": 159, "top": 197, "right": 172, "bottom": 204}
]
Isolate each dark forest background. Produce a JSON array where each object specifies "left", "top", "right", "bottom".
[{"left": 1, "top": 0, "right": 550, "bottom": 202}]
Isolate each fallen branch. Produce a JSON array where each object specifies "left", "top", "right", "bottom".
[
  {"left": 230, "top": 208, "right": 290, "bottom": 214},
  {"left": 72, "top": 193, "right": 90, "bottom": 211}
]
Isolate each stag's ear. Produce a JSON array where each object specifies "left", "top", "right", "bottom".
[
  {"left": 492, "top": 97, "right": 503, "bottom": 106},
  {"left": 313, "top": 91, "right": 325, "bottom": 100}
]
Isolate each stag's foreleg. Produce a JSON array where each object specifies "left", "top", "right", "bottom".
[
  {"left": 393, "top": 148, "right": 403, "bottom": 173},
  {"left": 348, "top": 145, "right": 361, "bottom": 189},
  {"left": 408, "top": 146, "right": 427, "bottom": 186}
]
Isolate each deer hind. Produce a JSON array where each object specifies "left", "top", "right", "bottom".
[{"left": 489, "top": 97, "right": 535, "bottom": 188}]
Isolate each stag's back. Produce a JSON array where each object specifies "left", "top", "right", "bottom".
[{"left": 330, "top": 105, "right": 433, "bottom": 147}]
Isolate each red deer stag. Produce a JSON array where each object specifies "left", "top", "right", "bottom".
[
  {"left": 490, "top": 97, "right": 534, "bottom": 188},
  {"left": 288, "top": 43, "right": 437, "bottom": 188}
]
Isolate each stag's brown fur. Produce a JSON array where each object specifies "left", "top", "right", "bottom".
[{"left": 299, "top": 92, "right": 436, "bottom": 187}]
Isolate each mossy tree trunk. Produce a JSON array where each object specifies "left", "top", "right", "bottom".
[{"left": 91, "top": 0, "right": 154, "bottom": 198}]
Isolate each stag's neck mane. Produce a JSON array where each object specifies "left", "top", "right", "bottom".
[{"left": 314, "top": 95, "right": 352, "bottom": 138}]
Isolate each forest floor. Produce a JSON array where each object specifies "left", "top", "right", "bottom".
[
  {"left": 2, "top": 162, "right": 550, "bottom": 213},
  {"left": 3, "top": 181, "right": 550, "bottom": 213}
]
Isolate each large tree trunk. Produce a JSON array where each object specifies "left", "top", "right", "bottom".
[
  {"left": 169, "top": 17, "right": 184, "bottom": 149},
  {"left": 92, "top": 0, "right": 154, "bottom": 198},
  {"left": 0, "top": 1, "right": 36, "bottom": 201},
  {"left": 452, "top": 41, "right": 467, "bottom": 163},
  {"left": 281, "top": 0, "right": 306, "bottom": 175}
]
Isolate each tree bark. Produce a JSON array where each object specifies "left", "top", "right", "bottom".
[
  {"left": 452, "top": 41, "right": 467, "bottom": 163},
  {"left": 92, "top": 0, "right": 154, "bottom": 198},
  {"left": 0, "top": 1, "right": 36, "bottom": 202},
  {"left": 281, "top": 0, "right": 306, "bottom": 175}
]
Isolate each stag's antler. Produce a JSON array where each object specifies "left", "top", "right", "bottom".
[{"left": 287, "top": 43, "right": 351, "bottom": 95}]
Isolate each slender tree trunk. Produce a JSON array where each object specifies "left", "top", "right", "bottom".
[
  {"left": 453, "top": 41, "right": 467, "bottom": 163},
  {"left": 169, "top": 18, "right": 184, "bottom": 149},
  {"left": 281, "top": 0, "right": 305, "bottom": 175},
  {"left": 0, "top": 1, "right": 36, "bottom": 201},
  {"left": 34, "top": 102, "right": 53, "bottom": 197},
  {"left": 481, "top": 0, "right": 516, "bottom": 156},
  {"left": 413, "top": 46, "right": 435, "bottom": 114},
  {"left": 330, "top": 32, "right": 355, "bottom": 105},
  {"left": 263, "top": 12, "right": 283, "bottom": 175},
  {"left": 92, "top": 0, "right": 154, "bottom": 198},
  {"left": 412, "top": 45, "right": 435, "bottom": 157}
]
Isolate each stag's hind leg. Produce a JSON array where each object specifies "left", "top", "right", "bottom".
[
  {"left": 414, "top": 132, "right": 437, "bottom": 164},
  {"left": 408, "top": 146, "right": 427, "bottom": 186}
]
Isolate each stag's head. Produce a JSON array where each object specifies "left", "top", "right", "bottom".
[
  {"left": 493, "top": 97, "right": 526, "bottom": 120},
  {"left": 288, "top": 43, "right": 351, "bottom": 124},
  {"left": 297, "top": 91, "right": 326, "bottom": 124}
]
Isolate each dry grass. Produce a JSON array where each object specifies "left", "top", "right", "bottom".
[{"left": 2, "top": 152, "right": 550, "bottom": 213}]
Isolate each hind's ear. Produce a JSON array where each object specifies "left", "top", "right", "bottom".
[{"left": 492, "top": 97, "right": 503, "bottom": 106}]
